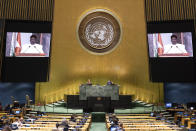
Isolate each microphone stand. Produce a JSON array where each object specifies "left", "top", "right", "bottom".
[
  {"left": 33, "top": 45, "right": 43, "bottom": 53},
  {"left": 22, "top": 45, "right": 32, "bottom": 53},
  {"left": 165, "top": 45, "right": 173, "bottom": 54},
  {"left": 176, "top": 45, "right": 186, "bottom": 53}
]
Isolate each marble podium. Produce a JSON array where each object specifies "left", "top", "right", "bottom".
[{"left": 79, "top": 84, "right": 119, "bottom": 100}]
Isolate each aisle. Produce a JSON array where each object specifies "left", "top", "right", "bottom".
[{"left": 90, "top": 122, "right": 107, "bottom": 131}]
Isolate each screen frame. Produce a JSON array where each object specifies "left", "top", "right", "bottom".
[
  {"left": 4, "top": 20, "right": 53, "bottom": 58},
  {"left": 1, "top": 19, "right": 53, "bottom": 82},
  {"left": 147, "top": 32, "right": 194, "bottom": 58},
  {"left": 5, "top": 32, "right": 52, "bottom": 57},
  {"left": 147, "top": 20, "right": 196, "bottom": 82},
  {"left": 147, "top": 20, "right": 196, "bottom": 59}
]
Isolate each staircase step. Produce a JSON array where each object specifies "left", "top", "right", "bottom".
[
  {"left": 57, "top": 101, "right": 65, "bottom": 104},
  {"left": 46, "top": 104, "right": 54, "bottom": 107},
  {"left": 53, "top": 103, "right": 62, "bottom": 106},
  {"left": 145, "top": 104, "right": 153, "bottom": 107},
  {"left": 136, "top": 101, "right": 143, "bottom": 103},
  {"left": 140, "top": 102, "right": 147, "bottom": 105}
]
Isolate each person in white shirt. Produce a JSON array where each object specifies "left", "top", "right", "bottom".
[
  {"left": 163, "top": 35, "right": 187, "bottom": 54},
  {"left": 11, "top": 118, "right": 23, "bottom": 130},
  {"left": 15, "top": 35, "right": 44, "bottom": 56}
]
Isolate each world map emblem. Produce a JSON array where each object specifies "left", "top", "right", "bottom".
[{"left": 78, "top": 10, "right": 121, "bottom": 54}]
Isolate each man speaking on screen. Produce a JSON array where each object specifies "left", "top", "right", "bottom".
[
  {"left": 163, "top": 35, "right": 188, "bottom": 54},
  {"left": 15, "top": 35, "right": 44, "bottom": 56}
]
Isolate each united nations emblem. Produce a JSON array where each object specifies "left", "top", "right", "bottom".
[{"left": 77, "top": 9, "right": 121, "bottom": 54}]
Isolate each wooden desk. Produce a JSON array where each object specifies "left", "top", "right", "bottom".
[
  {"left": 188, "top": 120, "right": 196, "bottom": 129},
  {"left": 174, "top": 114, "right": 182, "bottom": 123},
  {"left": 15, "top": 53, "right": 45, "bottom": 57},
  {"left": 159, "top": 53, "right": 190, "bottom": 57},
  {"left": 167, "top": 108, "right": 196, "bottom": 112}
]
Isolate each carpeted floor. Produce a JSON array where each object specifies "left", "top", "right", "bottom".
[{"left": 90, "top": 122, "right": 107, "bottom": 131}]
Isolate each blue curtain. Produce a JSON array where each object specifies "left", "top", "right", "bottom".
[
  {"left": 0, "top": 83, "right": 35, "bottom": 107},
  {"left": 164, "top": 83, "right": 196, "bottom": 104}
]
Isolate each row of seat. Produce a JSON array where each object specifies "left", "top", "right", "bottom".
[
  {"left": 106, "top": 113, "right": 182, "bottom": 131},
  {"left": 1, "top": 112, "right": 91, "bottom": 131}
]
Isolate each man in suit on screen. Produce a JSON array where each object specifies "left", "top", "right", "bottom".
[
  {"left": 163, "top": 34, "right": 188, "bottom": 54},
  {"left": 15, "top": 35, "right": 44, "bottom": 56}
]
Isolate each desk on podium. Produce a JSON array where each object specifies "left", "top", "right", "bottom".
[
  {"left": 159, "top": 53, "right": 190, "bottom": 57},
  {"left": 15, "top": 53, "right": 45, "bottom": 57}
]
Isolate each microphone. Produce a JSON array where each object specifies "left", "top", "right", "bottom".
[
  {"left": 33, "top": 45, "right": 42, "bottom": 53},
  {"left": 22, "top": 45, "right": 32, "bottom": 53},
  {"left": 176, "top": 45, "right": 185, "bottom": 53},
  {"left": 165, "top": 45, "right": 173, "bottom": 54}
]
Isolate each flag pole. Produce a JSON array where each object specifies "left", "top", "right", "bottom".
[
  {"left": 40, "top": 33, "right": 43, "bottom": 45},
  {"left": 181, "top": 33, "right": 184, "bottom": 45}
]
